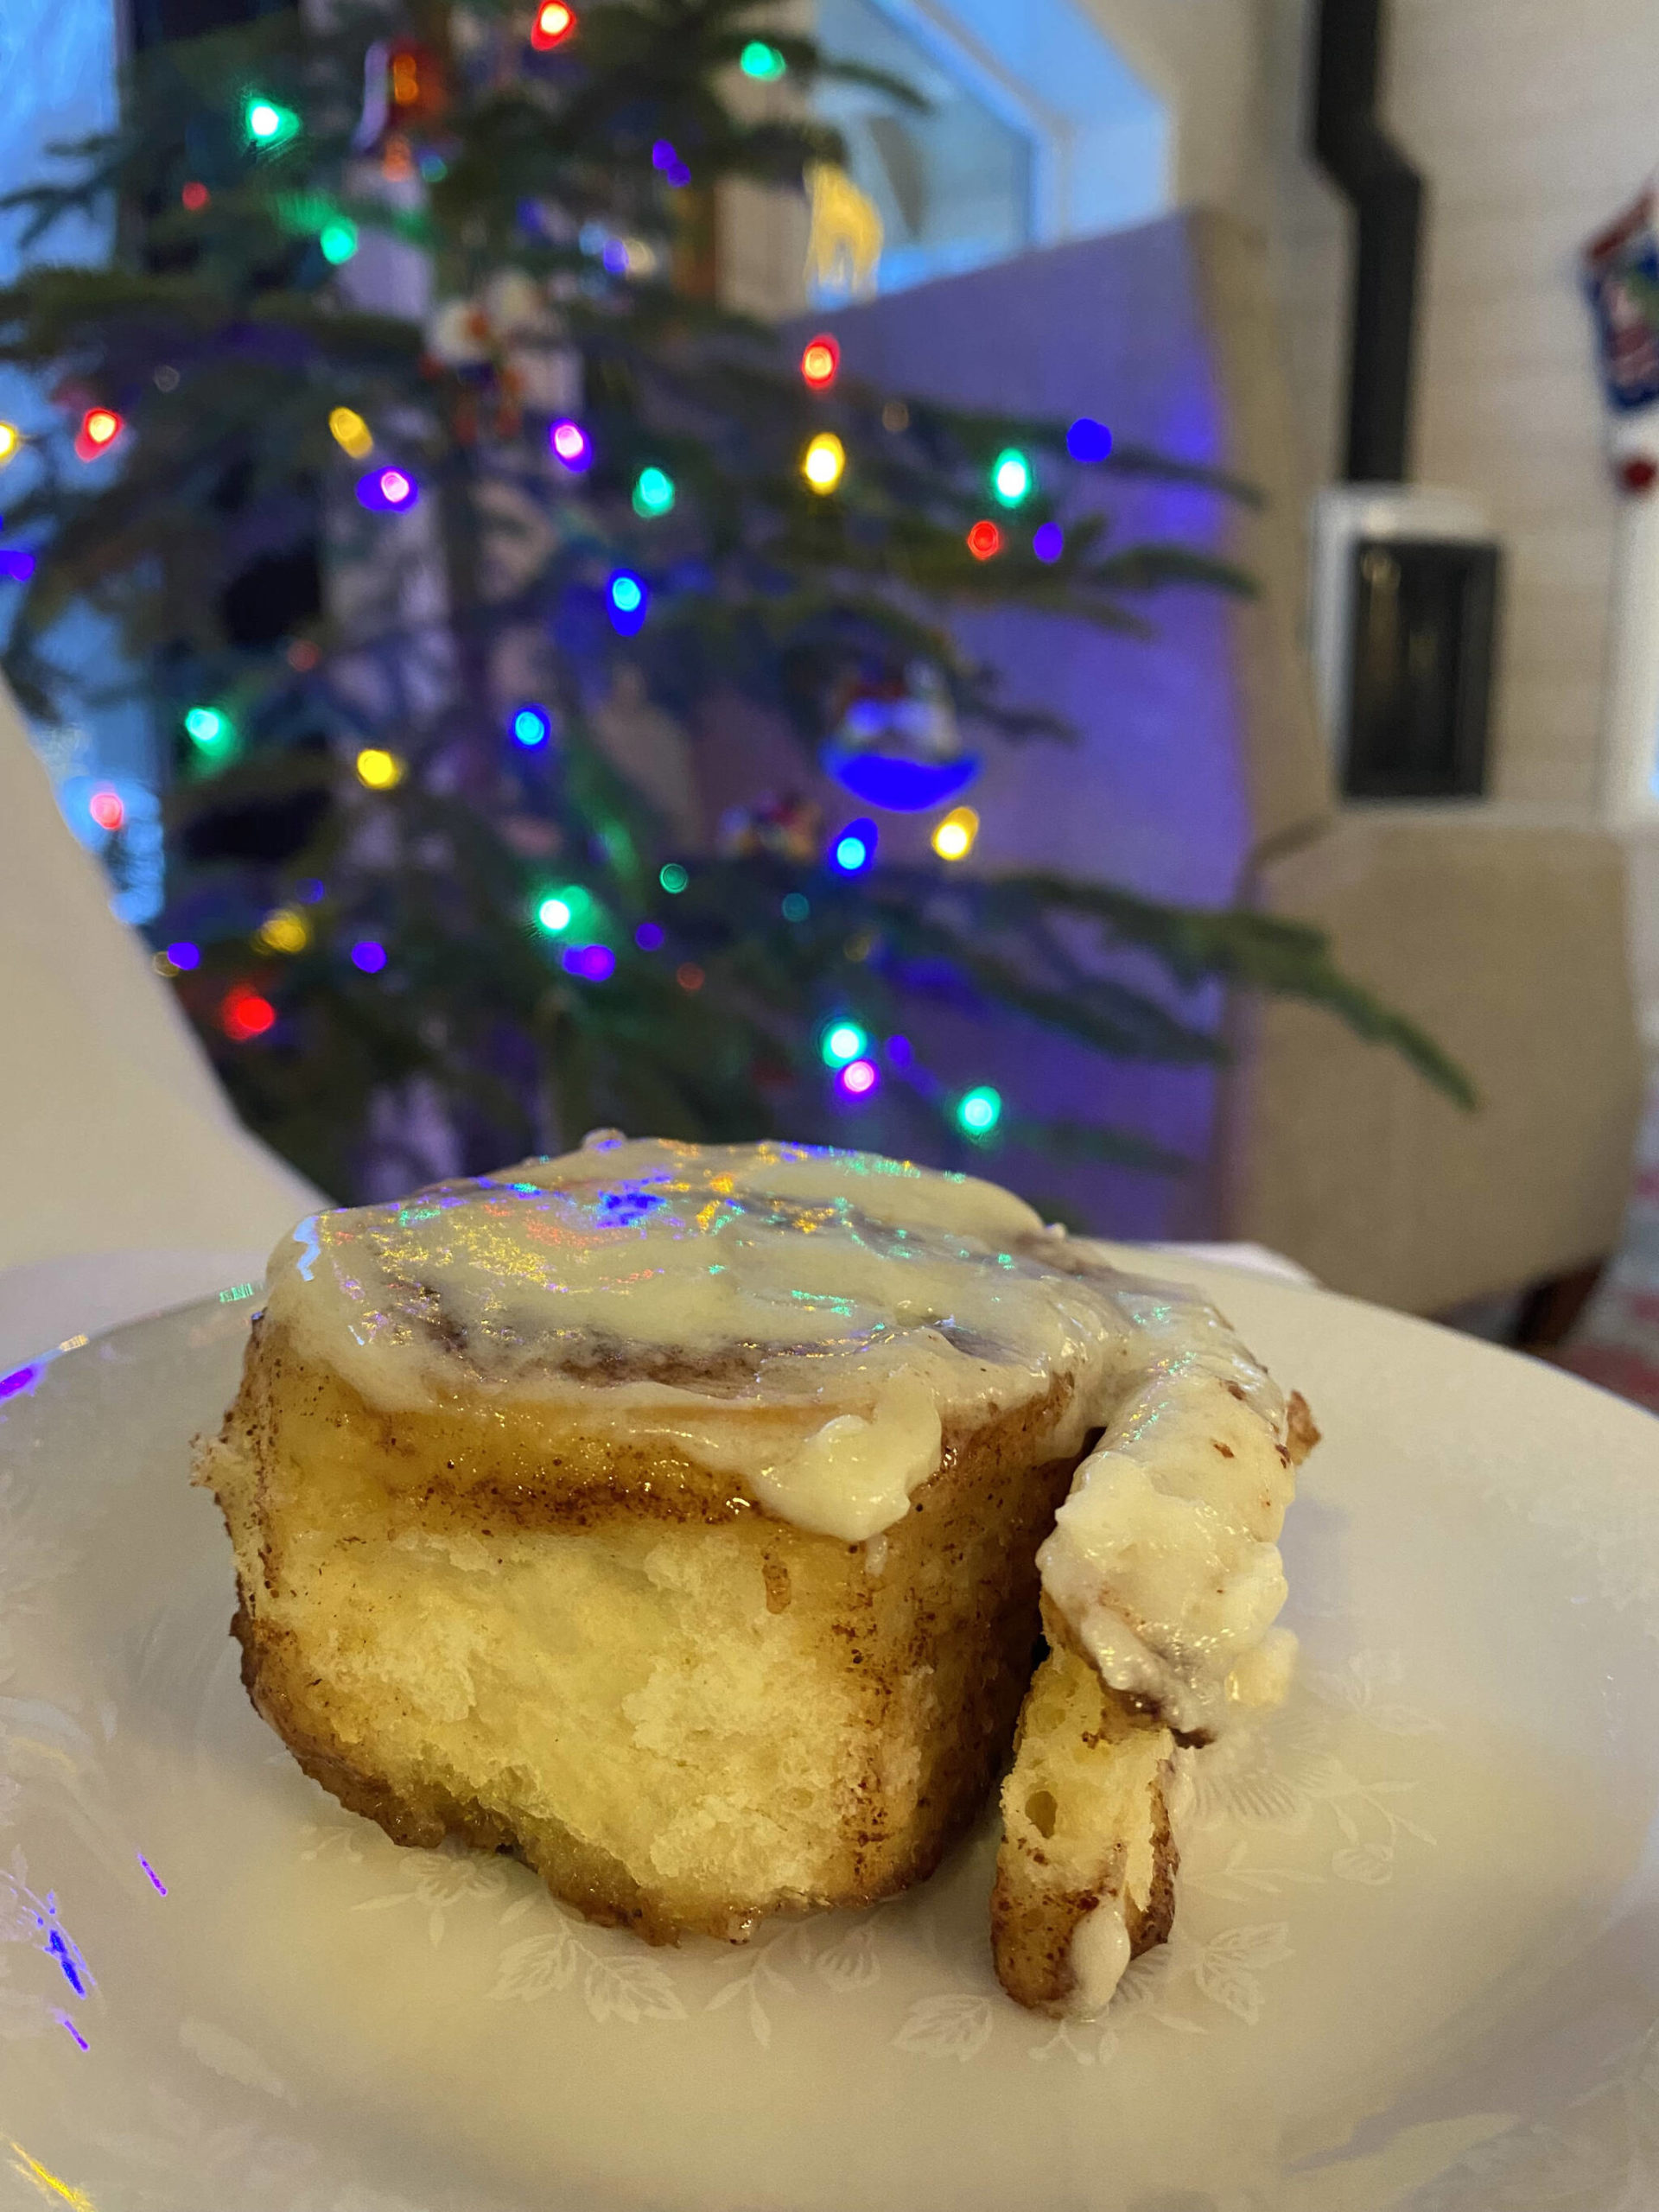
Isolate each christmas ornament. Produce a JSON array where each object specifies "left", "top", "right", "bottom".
[
  {"left": 822, "top": 662, "right": 979, "bottom": 812},
  {"left": 802, "top": 431, "right": 844, "bottom": 492},
  {"left": 714, "top": 795, "right": 819, "bottom": 864},
  {"left": 1066, "top": 416, "right": 1112, "bottom": 463},
  {"left": 386, "top": 40, "right": 448, "bottom": 125},
  {"left": 804, "top": 163, "right": 883, "bottom": 300}
]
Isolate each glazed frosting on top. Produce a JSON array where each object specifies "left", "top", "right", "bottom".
[{"left": 263, "top": 1134, "right": 1296, "bottom": 1738}]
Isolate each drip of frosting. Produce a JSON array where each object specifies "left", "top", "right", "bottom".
[{"left": 261, "top": 1135, "right": 1296, "bottom": 1730}]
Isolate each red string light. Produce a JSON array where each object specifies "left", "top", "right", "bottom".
[
  {"left": 88, "top": 788, "right": 125, "bottom": 832},
  {"left": 966, "top": 519, "right": 1002, "bottom": 561},
  {"left": 181, "top": 181, "right": 209, "bottom": 211},
  {"left": 800, "top": 334, "right": 840, "bottom": 391},
  {"left": 530, "top": 1, "right": 576, "bottom": 48},
  {"left": 73, "top": 408, "right": 124, "bottom": 462},
  {"left": 221, "top": 987, "right": 277, "bottom": 1041}
]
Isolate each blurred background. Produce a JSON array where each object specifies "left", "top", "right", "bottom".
[{"left": 2, "top": 0, "right": 1656, "bottom": 1411}]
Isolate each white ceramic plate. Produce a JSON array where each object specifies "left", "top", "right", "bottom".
[{"left": 3, "top": 1262, "right": 1659, "bottom": 2212}]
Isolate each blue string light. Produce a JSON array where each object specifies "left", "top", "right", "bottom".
[
  {"left": 1033, "top": 521, "right": 1064, "bottom": 563},
  {"left": 1066, "top": 416, "right": 1113, "bottom": 463},
  {"left": 608, "top": 569, "right": 648, "bottom": 636},
  {"left": 829, "top": 818, "right": 877, "bottom": 874}
]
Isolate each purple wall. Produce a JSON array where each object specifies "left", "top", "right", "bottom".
[{"left": 702, "top": 216, "right": 1257, "bottom": 1237}]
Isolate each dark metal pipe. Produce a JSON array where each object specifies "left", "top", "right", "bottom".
[{"left": 1310, "top": 0, "right": 1425, "bottom": 483}]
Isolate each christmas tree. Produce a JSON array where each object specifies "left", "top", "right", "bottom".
[{"left": 0, "top": 0, "right": 1468, "bottom": 1203}]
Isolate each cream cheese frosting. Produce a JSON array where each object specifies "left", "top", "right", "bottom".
[{"left": 261, "top": 1133, "right": 1296, "bottom": 1737}]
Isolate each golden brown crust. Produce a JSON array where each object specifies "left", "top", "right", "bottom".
[
  {"left": 988, "top": 1643, "right": 1179, "bottom": 2014},
  {"left": 207, "top": 1315, "right": 1086, "bottom": 1943},
  {"left": 1286, "top": 1389, "right": 1320, "bottom": 1466}
]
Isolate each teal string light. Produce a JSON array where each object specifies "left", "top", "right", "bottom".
[
  {"left": 245, "top": 97, "right": 300, "bottom": 148},
  {"left": 820, "top": 1021, "right": 868, "bottom": 1067},
  {"left": 632, "top": 466, "right": 676, "bottom": 518},
  {"left": 990, "top": 448, "right": 1033, "bottom": 507},
  {"left": 956, "top": 1086, "right": 1002, "bottom": 1136}
]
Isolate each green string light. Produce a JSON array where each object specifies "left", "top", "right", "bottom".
[
  {"left": 245, "top": 97, "right": 300, "bottom": 149},
  {"left": 632, "top": 465, "right": 676, "bottom": 518},
  {"left": 739, "top": 41, "right": 787, "bottom": 80},
  {"left": 183, "top": 705, "right": 236, "bottom": 755},
  {"left": 990, "top": 448, "right": 1033, "bottom": 508},
  {"left": 956, "top": 1085, "right": 1002, "bottom": 1136}
]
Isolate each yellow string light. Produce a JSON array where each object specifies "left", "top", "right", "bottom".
[
  {"left": 354, "top": 747, "right": 404, "bottom": 790},
  {"left": 328, "top": 406, "right": 374, "bottom": 460},
  {"left": 256, "top": 906, "right": 311, "bottom": 953},
  {"left": 0, "top": 423, "right": 21, "bottom": 467},
  {"left": 801, "top": 431, "right": 845, "bottom": 494},
  {"left": 931, "top": 805, "right": 979, "bottom": 861}
]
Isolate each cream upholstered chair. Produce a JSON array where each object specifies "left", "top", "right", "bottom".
[
  {"left": 1219, "top": 810, "right": 1643, "bottom": 1314},
  {"left": 1185, "top": 212, "right": 1646, "bottom": 1315},
  {"left": 0, "top": 677, "right": 321, "bottom": 1278}
]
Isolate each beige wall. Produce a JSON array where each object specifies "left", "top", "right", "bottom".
[
  {"left": 1262, "top": 0, "right": 1659, "bottom": 811},
  {"left": 1076, "top": 0, "right": 1268, "bottom": 222}
]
